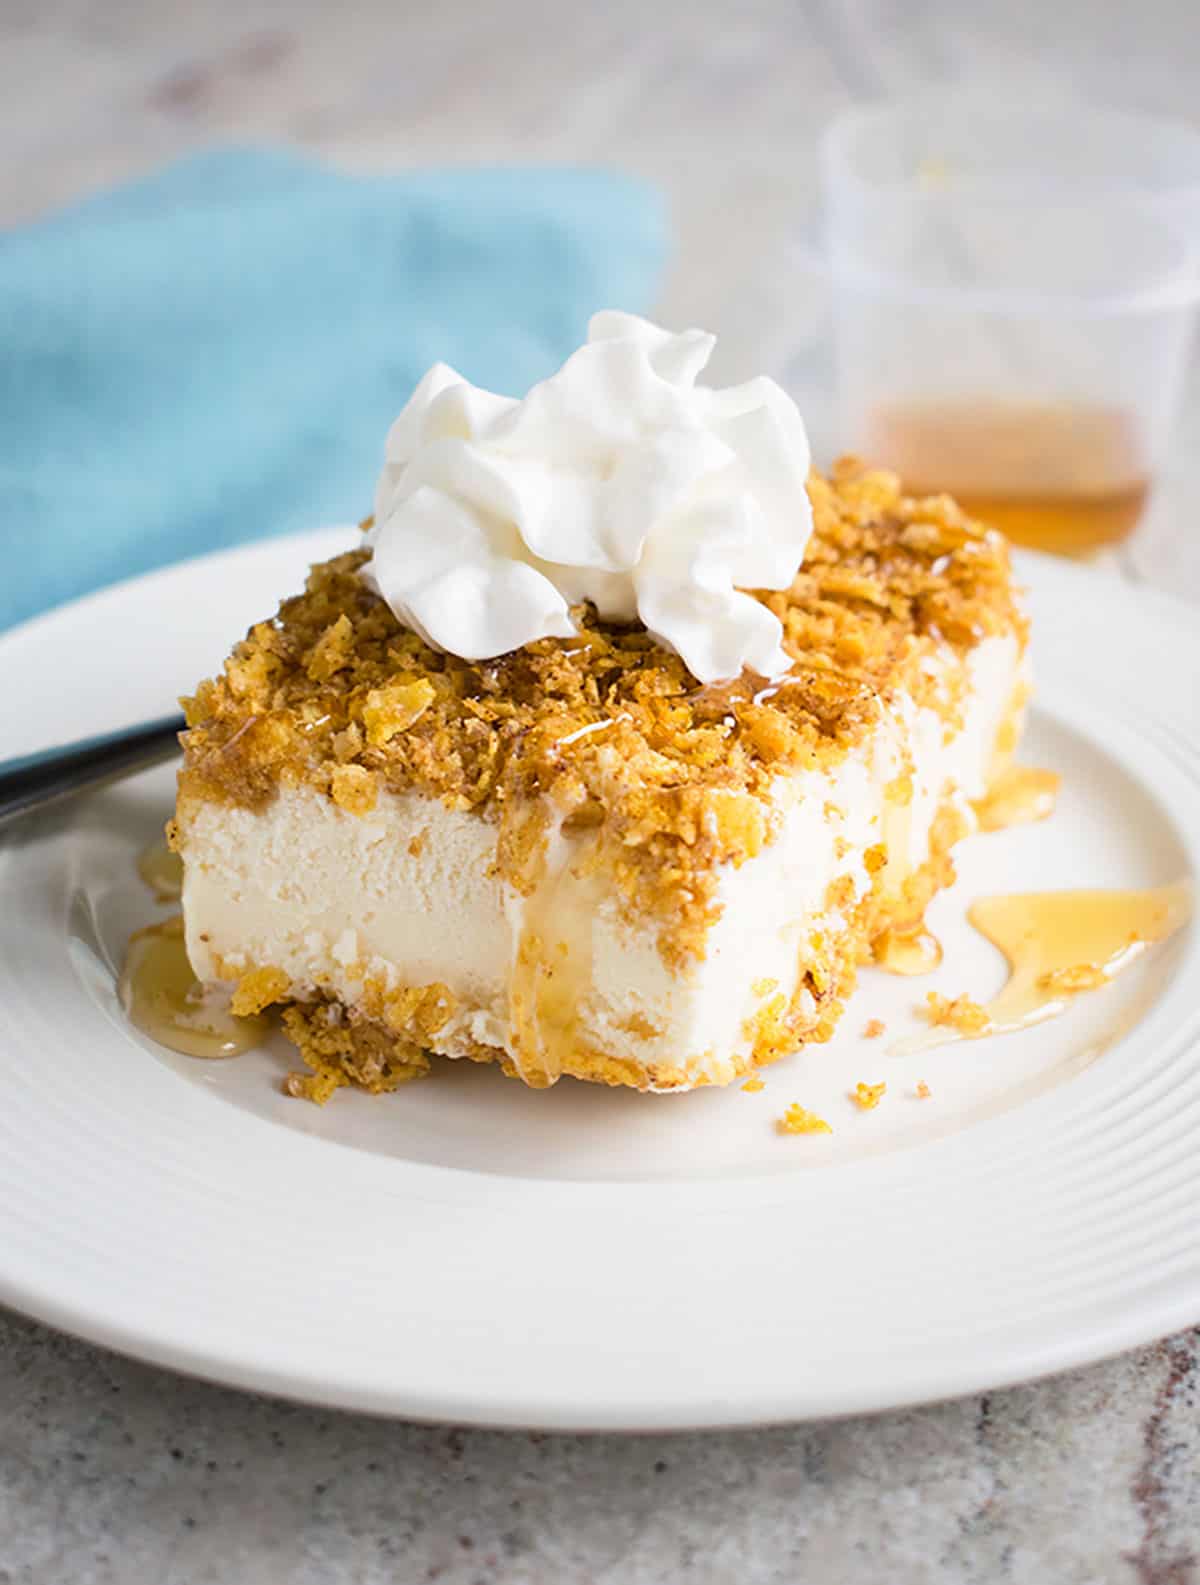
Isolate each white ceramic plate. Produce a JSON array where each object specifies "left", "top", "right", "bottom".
[{"left": 1, "top": 531, "right": 1197, "bottom": 1429}]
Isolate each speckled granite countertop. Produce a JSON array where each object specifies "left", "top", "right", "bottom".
[
  {"left": 5, "top": 1312, "right": 1199, "bottom": 1583},
  {"left": 3, "top": 3, "right": 1200, "bottom": 1581}
]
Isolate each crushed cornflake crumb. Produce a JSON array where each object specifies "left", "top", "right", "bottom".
[
  {"left": 304, "top": 613, "right": 354, "bottom": 682},
  {"left": 363, "top": 678, "right": 437, "bottom": 746},
  {"left": 915, "top": 1080, "right": 932, "bottom": 1099},
  {"left": 742, "top": 1077, "right": 766, "bottom": 1093},
  {"left": 284, "top": 1067, "right": 343, "bottom": 1105},
  {"left": 863, "top": 1017, "right": 886, "bottom": 1039},
  {"left": 281, "top": 998, "right": 432, "bottom": 1103},
  {"left": 863, "top": 844, "right": 887, "bottom": 875},
  {"left": 777, "top": 1103, "right": 833, "bottom": 1136},
  {"left": 925, "top": 990, "right": 990, "bottom": 1035},
  {"left": 330, "top": 763, "right": 377, "bottom": 815},
  {"left": 230, "top": 966, "right": 290, "bottom": 1017},
  {"left": 1038, "top": 963, "right": 1109, "bottom": 994},
  {"left": 851, "top": 1080, "right": 886, "bottom": 1110}
]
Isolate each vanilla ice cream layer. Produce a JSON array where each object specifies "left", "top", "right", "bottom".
[{"left": 180, "top": 635, "right": 1021, "bottom": 1090}]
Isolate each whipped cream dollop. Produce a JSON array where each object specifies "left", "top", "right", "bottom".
[{"left": 364, "top": 312, "right": 813, "bottom": 685}]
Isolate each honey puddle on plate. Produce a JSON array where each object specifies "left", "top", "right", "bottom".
[
  {"left": 972, "top": 765, "right": 1060, "bottom": 833},
  {"left": 874, "top": 924, "right": 944, "bottom": 976},
  {"left": 118, "top": 915, "right": 267, "bottom": 1059},
  {"left": 136, "top": 839, "right": 184, "bottom": 901},
  {"left": 893, "top": 883, "right": 1193, "bottom": 1055}
]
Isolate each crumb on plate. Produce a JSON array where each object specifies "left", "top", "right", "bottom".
[
  {"left": 851, "top": 1080, "right": 886, "bottom": 1110},
  {"left": 924, "top": 990, "right": 990, "bottom": 1035},
  {"left": 863, "top": 1017, "right": 886, "bottom": 1039},
  {"left": 777, "top": 1103, "right": 832, "bottom": 1136}
]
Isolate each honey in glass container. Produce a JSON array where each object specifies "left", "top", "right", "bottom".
[{"left": 863, "top": 400, "right": 1150, "bottom": 557}]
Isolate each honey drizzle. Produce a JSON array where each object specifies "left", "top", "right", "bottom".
[
  {"left": 879, "top": 790, "right": 913, "bottom": 897},
  {"left": 507, "top": 827, "right": 601, "bottom": 1088},
  {"left": 972, "top": 765, "right": 1060, "bottom": 834},
  {"left": 893, "top": 883, "right": 1192, "bottom": 1055},
  {"left": 874, "top": 924, "right": 944, "bottom": 976},
  {"left": 119, "top": 915, "right": 268, "bottom": 1059},
  {"left": 136, "top": 839, "right": 184, "bottom": 901}
]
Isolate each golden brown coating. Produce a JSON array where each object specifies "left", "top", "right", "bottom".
[{"left": 177, "top": 461, "right": 1025, "bottom": 966}]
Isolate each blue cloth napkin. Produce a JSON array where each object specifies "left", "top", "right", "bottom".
[{"left": 0, "top": 148, "right": 667, "bottom": 631}]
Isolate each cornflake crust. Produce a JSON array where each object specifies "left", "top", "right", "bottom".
[{"left": 178, "top": 461, "right": 1025, "bottom": 977}]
